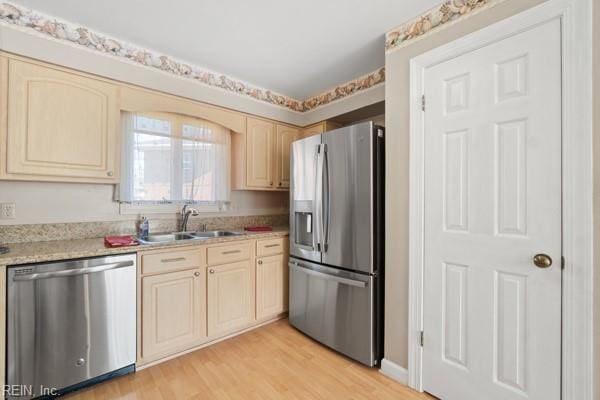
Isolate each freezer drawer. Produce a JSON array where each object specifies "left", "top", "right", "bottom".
[{"left": 288, "top": 258, "right": 376, "bottom": 366}]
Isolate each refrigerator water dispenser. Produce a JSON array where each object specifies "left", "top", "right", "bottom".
[{"left": 294, "top": 211, "right": 313, "bottom": 248}]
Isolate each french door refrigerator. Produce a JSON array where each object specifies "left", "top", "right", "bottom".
[{"left": 288, "top": 121, "right": 384, "bottom": 367}]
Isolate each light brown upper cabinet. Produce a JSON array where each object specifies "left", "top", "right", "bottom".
[
  {"left": 275, "top": 124, "right": 299, "bottom": 188},
  {"left": 0, "top": 56, "right": 120, "bottom": 183},
  {"left": 233, "top": 117, "right": 299, "bottom": 191},
  {"left": 301, "top": 121, "right": 341, "bottom": 139},
  {"left": 245, "top": 117, "right": 276, "bottom": 188}
]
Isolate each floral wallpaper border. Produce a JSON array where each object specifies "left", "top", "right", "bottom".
[
  {"left": 303, "top": 67, "right": 385, "bottom": 111},
  {"left": 385, "top": 0, "right": 505, "bottom": 52},
  {"left": 0, "top": 2, "right": 384, "bottom": 113},
  {"left": 0, "top": 1, "right": 507, "bottom": 112}
]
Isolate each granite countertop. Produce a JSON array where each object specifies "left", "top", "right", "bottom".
[{"left": 0, "top": 227, "right": 289, "bottom": 266}]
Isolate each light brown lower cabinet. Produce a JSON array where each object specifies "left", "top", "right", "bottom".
[
  {"left": 141, "top": 268, "right": 206, "bottom": 360},
  {"left": 256, "top": 254, "right": 288, "bottom": 320},
  {"left": 138, "top": 238, "right": 288, "bottom": 367},
  {"left": 207, "top": 260, "right": 255, "bottom": 338}
]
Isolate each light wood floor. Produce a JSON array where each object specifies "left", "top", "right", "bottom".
[{"left": 67, "top": 320, "right": 433, "bottom": 399}]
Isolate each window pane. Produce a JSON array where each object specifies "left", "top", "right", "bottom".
[
  {"left": 134, "top": 115, "right": 171, "bottom": 135},
  {"left": 131, "top": 132, "right": 172, "bottom": 201},
  {"left": 120, "top": 112, "right": 230, "bottom": 205},
  {"left": 182, "top": 139, "right": 215, "bottom": 201},
  {"left": 183, "top": 124, "right": 213, "bottom": 141}
]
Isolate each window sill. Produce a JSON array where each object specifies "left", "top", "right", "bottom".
[{"left": 119, "top": 202, "right": 223, "bottom": 215}]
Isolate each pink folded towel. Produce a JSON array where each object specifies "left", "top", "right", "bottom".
[{"left": 104, "top": 235, "right": 139, "bottom": 248}]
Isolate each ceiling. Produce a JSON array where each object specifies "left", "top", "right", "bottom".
[{"left": 10, "top": 0, "right": 440, "bottom": 99}]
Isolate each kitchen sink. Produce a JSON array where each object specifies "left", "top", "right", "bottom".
[
  {"left": 137, "top": 233, "right": 195, "bottom": 244},
  {"left": 137, "top": 230, "right": 245, "bottom": 244},
  {"left": 190, "top": 230, "right": 245, "bottom": 238}
]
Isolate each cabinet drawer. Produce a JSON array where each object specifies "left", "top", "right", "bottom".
[
  {"left": 257, "top": 238, "right": 286, "bottom": 256},
  {"left": 207, "top": 241, "right": 252, "bottom": 265},
  {"left": 141, "top": 248, "right": 205, "bottom": 275}
]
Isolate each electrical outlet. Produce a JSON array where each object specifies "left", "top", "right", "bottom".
[{"left": 0, "top": 203, "right": 16, "bottom": 219}]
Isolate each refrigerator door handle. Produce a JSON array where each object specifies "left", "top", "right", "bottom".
[
  {"left": 323, "top": 145, "right": 330, "bottom": 252},
  {"left": 314, "top": 144, "right": 324, "bottom": 252},
  {"left": 289, "top": 262, "right": 368, "bottom": 288}
]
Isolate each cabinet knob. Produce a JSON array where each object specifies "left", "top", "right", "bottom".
[
  {"left": 278, "top": 182, "right": 282, "bottom": 187},
  {"left": 269, "top": 181, "right": 274, "bottom": 186},
  {"left": 258, "top": 260, "right": 263, "bottom": 265},
  {"left": 107, "top": 171, "right": 114, "bottom": 177},
  {"left": 194, "top": 271, "right": 200, "bottom": 277},
  {"left": 209, "top": 269, "right": 215, "bottom": 274}
]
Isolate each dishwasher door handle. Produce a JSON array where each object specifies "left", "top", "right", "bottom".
[{"left": 12, "top": 260, "right": 135, "bottom": 281}]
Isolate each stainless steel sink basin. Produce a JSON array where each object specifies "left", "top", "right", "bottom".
[
  {"left": 190, "top": 230, "right": 245, "bottom": 238},
  {"left": 137, "top": 230, "right": 245, "bottom": 244},
  {"left": 137, "top": 233, "right": 195, "bottom": 244}
]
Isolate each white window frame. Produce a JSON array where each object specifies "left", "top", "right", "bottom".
[
  {"left": 118, "top": 111, "right": 230, "bottom": 215},
  {"left": 118, "top": 201, "right": 224, "bottom": 216}
]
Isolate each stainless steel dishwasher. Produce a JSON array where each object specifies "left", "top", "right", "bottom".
[{"left": 7, "top": 253, "right": 136, "bottom": 399}]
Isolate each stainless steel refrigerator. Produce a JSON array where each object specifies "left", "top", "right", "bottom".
[{"left": 288, "top": 121, "right": 384, "bottom": 367}]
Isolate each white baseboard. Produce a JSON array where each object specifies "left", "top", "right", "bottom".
[{"left": 379, "top": 358, "right": 408, "bottom": 384}]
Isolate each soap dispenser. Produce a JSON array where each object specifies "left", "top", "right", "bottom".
[{"left": 138, "top": 216, "right": 149, "bottom": 239}]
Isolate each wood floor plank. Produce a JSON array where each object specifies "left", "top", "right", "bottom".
[{"left": 65, "top": 320, "right": 433, "bottom": 400}]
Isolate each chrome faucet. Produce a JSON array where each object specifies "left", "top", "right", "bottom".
[{"left": 180, "top": 205, "right": 200, "bottom": 232}]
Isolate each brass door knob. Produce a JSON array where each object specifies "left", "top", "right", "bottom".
[
  {"left": 209, "top": 269, "right": 215, "bottom": 274},
  {"left": 258, "top": 260, "right": 263, "bottom": 265},
  {"left": 533, "top": 254, "right": 553, "bottom": 268},
  {"left": 194, "top": 271, "right": 200, "bottom": 277}
]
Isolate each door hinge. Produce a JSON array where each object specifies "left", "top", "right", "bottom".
[
  {"left": 561, "top": 256, "right": 565, "bottom": 270},
  {"left": 421, "top": 94, "right": 426, "bottom": 111},
  {"left": 420, "top": 331, "right": 424, "bottom": 347}
]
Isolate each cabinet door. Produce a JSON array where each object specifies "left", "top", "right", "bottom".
[
  {"left": 256, "top": 254, "right": 287, "bottom": 320},
  {"left": 302, "top": 122, "right": 325, "bottom": 139},
  {"left": 207, "top": 260, "right": 254, "bottom": 337},
  {"left": 246, "top": 117, "right": 275, "bottom": 188},
  {"left": 5, "top": 59, "right": 119, "bottom": 182},
  {"left": 142, "top": 269, "right": 205, "bottom": 359},
  {"left": 275, "top": 125, "right": 299, "bottom": 188}
]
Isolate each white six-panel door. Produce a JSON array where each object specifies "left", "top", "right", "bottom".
[{"left": 422, "top": 19, "right": 562, "bottom": 400}]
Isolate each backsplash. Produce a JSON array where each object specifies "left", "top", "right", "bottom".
[{"left": 0, "top": 214, "right": 288, "bottom": 244}]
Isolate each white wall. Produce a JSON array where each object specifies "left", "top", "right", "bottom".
[
  {"left": 0, "top": 181, "right": 288, "bottom": 225},
  {"left": 350, "top": 113, "right": 385, "bottom": 127}
]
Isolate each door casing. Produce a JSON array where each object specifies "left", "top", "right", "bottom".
[{"left": 407, "top": 1, "right": 593, "bottom": 399}]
